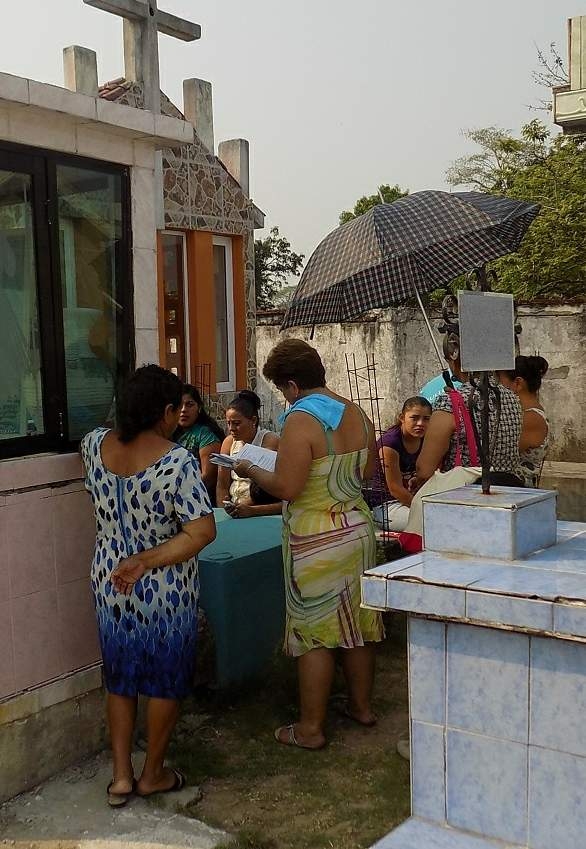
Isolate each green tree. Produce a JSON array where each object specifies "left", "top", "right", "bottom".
[
  {"left": 446, "top": 120, "right": 586, "bottom": 300},
  {"left": 254, "top": 226, "right": 304, "bottom": 310},
  {"left": 339, "top": 183, "right": 409, "bottom": 225},
  {"left": 446, "top": 127, "right": 530, "bottom": 194}
]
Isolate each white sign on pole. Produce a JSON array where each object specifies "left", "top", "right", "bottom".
[{"left": 458, "top": 290, "right": 515, "bottom": 372}]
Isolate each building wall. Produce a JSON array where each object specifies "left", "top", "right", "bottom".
[
  {"left": 112, "top": 84, "right": 258, "bottom": 406},
  {"left": 0, "top": 83, "right": 168, "bottom": 798},
  {"left": 256, "top": 305, "right": 586, "bottom": 462},
  {"left": 0, "top": 107, "right": 158, "bottom": 696}
]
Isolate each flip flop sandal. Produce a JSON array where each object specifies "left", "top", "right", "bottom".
[
  {"left": 106, "top": 778, "right": 136, "bottom": 808},
  {"left": 137, "top": 768, "right": 187, "bottom": 797},
  {"left": 332, "top": 699, "right": 377, "bottom": 727},
  {"left": 274, "top": 724, "right": 326, "bottom": 750}
]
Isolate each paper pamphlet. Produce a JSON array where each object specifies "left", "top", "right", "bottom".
[{"left": 209, "top": 442, "right": 277, "bottom": 472}]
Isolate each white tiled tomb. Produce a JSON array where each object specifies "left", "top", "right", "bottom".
[{"left": 362, "top": 485, "right": 586, "bottom": 849}]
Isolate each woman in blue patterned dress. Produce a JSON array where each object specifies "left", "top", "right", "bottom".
[{"left": 80, "top": 365, "right": 216, "bottom": 806}]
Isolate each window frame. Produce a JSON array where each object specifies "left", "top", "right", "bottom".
[
  {"left": 212, "top": 235, "right": 236, "bottom": 394},
  {"left": 161, "top": 229, "right": 189, "bottom": 381},
  {"left": 0, "top": 140, "right": 133, "bottom": 461}
]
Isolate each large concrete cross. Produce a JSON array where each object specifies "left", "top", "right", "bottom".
[{"left": 83, "top": 0, "right": 201, "bottom": 112}]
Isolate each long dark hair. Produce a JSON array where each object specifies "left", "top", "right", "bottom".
[
  {"left": 501, "top": 355, "right": 549, "bottom": 394},
  {"left": 181, "top": 384, "right": 225, "bottom": 441},
  {"left": 116, "top": 364, "right": 182, "bottom": 443}
]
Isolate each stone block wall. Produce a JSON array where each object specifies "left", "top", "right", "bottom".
[{"left": 256, "top": 304, "right": 586, "bottom": 462}]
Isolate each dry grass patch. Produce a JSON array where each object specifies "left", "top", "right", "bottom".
[{"left": 172, "top": 614, "right": 410, "bottom": 849}]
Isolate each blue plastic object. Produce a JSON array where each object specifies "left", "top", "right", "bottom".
[
  {"left": 198, "top": 511, "right": 284, "bottom": 687},
  {"left": 420, "top": 373, "right": 462, "bottom": 404}
]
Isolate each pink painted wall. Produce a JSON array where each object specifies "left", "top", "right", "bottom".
[{"left": 0, "top": 455, "right": 100, "bottom": 700}]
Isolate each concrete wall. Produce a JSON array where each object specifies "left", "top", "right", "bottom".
[
  {"left": 0, "top": 668, "right": 105, "bottom": 803},
  {"left": 256, "top": 304, "right": 586, "bottom": 463},
  {"left": 0, "top": 457, "right": 100, "bottom": 704}
]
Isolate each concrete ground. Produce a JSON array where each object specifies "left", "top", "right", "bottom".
[{"left": 0, "top": 751, "right": 227, "bottom": 849}]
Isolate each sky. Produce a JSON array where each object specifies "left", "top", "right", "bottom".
[{"left": 0, "top": 0, "right": 577, "bottom": 262}]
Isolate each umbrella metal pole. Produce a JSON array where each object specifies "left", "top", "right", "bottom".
[
  {"left": 413, "top": 285, "right": 445, "bottom": 370},
  {"left": 479, "top": 372, "right": 491, "bottom": 495}
]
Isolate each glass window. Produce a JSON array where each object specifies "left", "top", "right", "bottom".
[
  {"left": 0, "top": 145, "right": 131, "bottom": 459},
  {"left": 56, "top": 164, "right": 124, "bottom": 440},
  {"left": 213, "top": 237, "right": 235, "bottom": 392},
  {"left": 0, "top": 171, "right": 44, "bottom": 440}
]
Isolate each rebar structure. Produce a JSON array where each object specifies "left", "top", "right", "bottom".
[
  {"left": 192, "top": 362, "right": 212, "bottom": 408},
  {"left": 345, "top": 352, "right": 395, "bottom": 551}
]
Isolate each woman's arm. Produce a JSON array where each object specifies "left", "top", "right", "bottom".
[
  {"left": 362, "top": 414, "right": 377, "bottom": 482},
  {"left": 216, "top": 435, "right": 234, "bottom": 505},
  {"left": 415, "top": 410, "right": 454, "bottom": 485},
  {"left": 261, "top": 432, "right": 280, "bottom": 451},
  {"left": 519, "top": 410, "right": 548, "bottom": 452},
  {"left": 199, "top": 441, "right": 221, "bottom": 490},
  {"left": 111, "top": 514, "right": 216, "bottom": 595},
  {"left": 227, "top": 501, "right": 283, "bottom": 518},
  {"left": 234, "top": 412, "right": 313, "bottom": 502},
  {"left": 381, "top": 446, "right": 413, "bottom": 506}
]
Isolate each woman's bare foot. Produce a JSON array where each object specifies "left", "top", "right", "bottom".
[
  {"left": 136, "top": 766, "right": 185, "bottom": 796},
  {"left": 333, "top": 696, "right": 376, "bottom": 727},
  {"left": 108, "top": 776, "right": 135, "bottom": 794},
  {"left": 346, "top": 703, "right": 377, "bottom": 727},
  {"left": 274, "top": 723, "right": 326, "bottom": 750},
  {"left": 106, "top": 776, "right": 136, "bottom": 807}
]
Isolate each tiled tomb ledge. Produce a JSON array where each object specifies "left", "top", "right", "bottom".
[
  {"left": 362, "top": 521, "right": 586, "bottom": 639},
  {"left": 362, "top": 485, "right": 586, "bottom": 849},
  {"left": 371, "top": 818, "right": 526, "bottom": 849}
]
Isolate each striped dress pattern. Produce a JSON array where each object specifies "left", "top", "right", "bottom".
[{"left": 283, "top": 443, "right": 384, "bottom": 657}]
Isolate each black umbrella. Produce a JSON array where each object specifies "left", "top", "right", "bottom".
[
  {"left": 282, "top": 191, "right": 540, "bottom": 345},
  {"left": 282, "top": 190, "right": 540, "bottom": 495}
]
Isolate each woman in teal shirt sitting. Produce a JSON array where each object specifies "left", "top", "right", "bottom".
[{"left": 176, "top": 385, "right": 225, "bottom": 505}]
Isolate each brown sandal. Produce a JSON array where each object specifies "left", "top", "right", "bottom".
[{"left": 106, "top": 777, "right": 136, "bottom": 808}]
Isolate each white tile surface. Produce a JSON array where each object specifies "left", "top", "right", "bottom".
[
  {"left": 423, "top": 486, "right": 556, "bottom": 560},
  {"left": 553, "top": 602, "right": 586, "bottom": 637},
  {"left": 412, "top": 721, "right": 446, "bottom": 822},
  {"left": 530, "top": 636, "right": 586, "bottom": 756},
  {"left": 361, "top": 576, "right": 388, "bottom": 609},
  {"left": 388, "top": 581, "right": 465, "bottom": 618},
  {"left": 447, "top": 625, "right": 529, "bottom": 743},
  {"left": 466, "top": 591, "right": 553, "bottom": 632},
  {"left": 409, "top": 618, "right": 446, "bottom": 724},
  {"left": 446, "top": 729, "right": 528, "bottom": 845},
  {"left": 529, "top": 747, "right": 586, "bottom": 849},
  {"left": 371, "top": 817, "right": 524, "bottom": 848}
]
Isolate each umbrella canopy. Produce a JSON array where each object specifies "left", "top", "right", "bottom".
[{"left": 281, "top": 191, "right": 540, "bottom": 329}]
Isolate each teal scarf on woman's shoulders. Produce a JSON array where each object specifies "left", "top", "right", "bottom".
[{"left": 278, "top": 393, "right": 345, "bottom": 431}]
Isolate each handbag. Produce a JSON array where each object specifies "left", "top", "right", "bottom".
[{"left": 449, "top": 388, "right": 480, "bottom": 467}]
